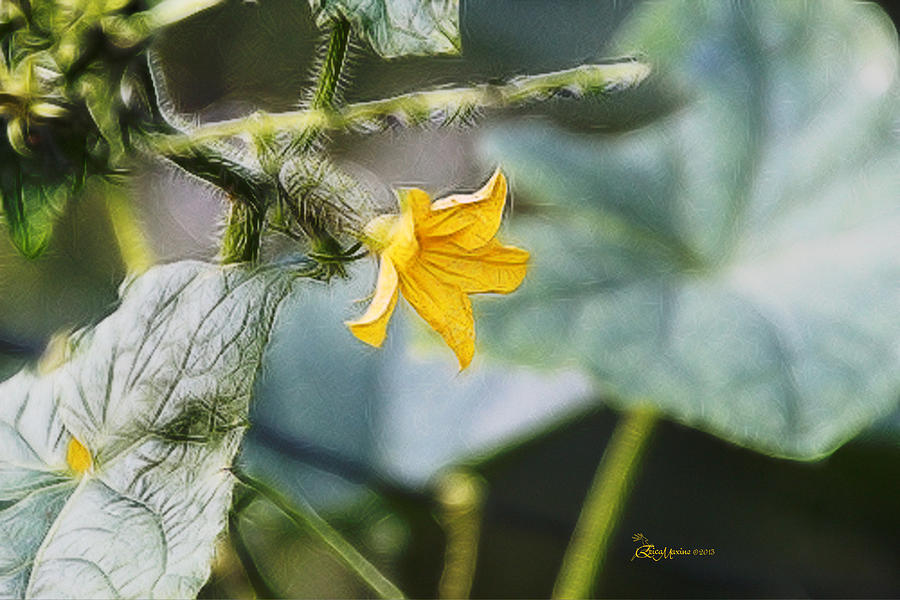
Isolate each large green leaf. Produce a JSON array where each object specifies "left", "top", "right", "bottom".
[
  {"left": 477, "top": 0, "right": 900, "bottom": 459},
  {"left": 309, "top": 0, "right": 459, "bottom": 58},
  {"left": 0, "top": 261, "right": 294, "bottom": 597}
]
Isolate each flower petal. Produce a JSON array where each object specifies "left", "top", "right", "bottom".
[
  {"left": 419, "top": 168, "right": 507, "bottom": 250},
  {"left": 399, "top": 265, "right": 475, "bottom": 369},
  {"left": 397, "top": 187, "right": 433, "bottom": 226},
  {"left": 345, "top": 257, "right": 400, "bottom": 347},
  {"left": 384, "top": 201, "right": 419, "bottom": 269},
  {"left": 421, "top": 239, "right": 529, "bottom": 294}
]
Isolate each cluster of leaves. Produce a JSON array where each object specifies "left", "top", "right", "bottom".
[
  {"left": 0, "top": 0, "right": 372, "bottom": 268},
  {"left": 0, "top": 0, "right": 169, "bottom": 256}
]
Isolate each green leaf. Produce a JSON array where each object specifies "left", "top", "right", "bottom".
[
  {"left": 0, "top": 166, "right": 69, "bottom": 259},
  {"left": 309, "top": 0, "right": 460, "bottom": 58},
  {"left": 477, "top": 0, "right": 900, "bottom": 459},
  {"left": 0, "top": 55, "right": 85, "bottom": 258},
  {"left": 241, "top": 262, "right": 593, "bottom": 508},
  {"left": 81, "top": 71, "right": 128, "bottom": 167},
  {"left": 0, "top": 261, "right": 294, "bottom": 597}
]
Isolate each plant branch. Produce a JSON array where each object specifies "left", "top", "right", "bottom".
[
  {"left": 436, "top": 470, "right": 486, "bottom": 600},
  {"left": 221, "top": 197, "right": 263, "bottom": 264},
  {"left": 231, "top": 468, "right": 406, "bottom": 599},
  {"left": 310, "top": 16, "right": 351, "bottom": 112},
  {"left": 260, "top": 15, "right": 351, "bottom": 166},
  {"left": 217, "top": 16, "right": 351, "bottom": 263},
  {"left": 148, "top": 61, "right": 650, "bottom": 154},
  {"left": 552, "top": 408, "right": 657, "bottom": 599},
  {"left": 104, "top": 185, "right": 154, "bottom": 274},
  {"left": 146, "top": 0, "right": 224, "bottom": 28},
  {"left": 229, "top": 487, "right": 280, "bottom": 599}
]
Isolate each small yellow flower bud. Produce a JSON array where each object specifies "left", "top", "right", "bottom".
[{"left": 66, "top": 436, "right": 93, "bottom": 475}]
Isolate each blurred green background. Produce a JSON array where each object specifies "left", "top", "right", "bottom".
[{"left": 2, "top": 0, "right": 899, "bottom": 597}]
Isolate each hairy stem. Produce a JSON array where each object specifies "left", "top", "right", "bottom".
[
  {"left": 275, "top": 15, "right": 350, "bottom": 162},
  {"left": 151, "top": 61, "right": 650, "bottom": 153},
  {"left": 311, "top": 16, "right": 351, "bottom": 112},
  {"left": 221, "top": 198, "right": 263, "bottom": 264},
  {"left": 232, "top": 469, "right": 405, "bottom": 599},
  {"left": 218, "top": 17, "right": 350, "bottom": 263},
  {"left": 282, "top": 15, "right": 350, "bottom": 164},
  {"left": 552, "top": 409, "right": 657, "bottom": 599},
  {"left": 279, "top": 16, "right": 353, "bottom": 264}
]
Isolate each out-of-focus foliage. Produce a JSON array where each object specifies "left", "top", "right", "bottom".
[
  {"left": 0, "top": 44, "right": 88, "bottom": 257},
  {"left": 0, "top": 261, "right": 294, "bottom": 597},
  {"left": 0, "top": 0, "right": 176, "bottom": 256},
  {"left": 478, "top": 0, "right": 900, "bottom": 459},
  {"left": 0, "top": 183, "right": 124, "bottom": 348},
  {"left": 310, "top": 0, "right": 460, "bottom": 58},
  {"left": 242, "top": 262, "right": 593, "bottom": 508}
]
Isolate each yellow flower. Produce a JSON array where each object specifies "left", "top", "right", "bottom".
[
  {"left": 66, "top": 436, "right": 92, "bottom": 475},
  {"left": 346, "top": 169, "right": 528, "bottom": 369}
]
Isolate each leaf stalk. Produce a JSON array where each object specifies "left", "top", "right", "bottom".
[
  {"left": 231, "top": 468, "right": 406, "bottom": 599},
  {"left": 552, "top": 408, "right": 657, "bottom": 598},
  {"left": 436, "top": 470, "right": 486, "bottom": 600}
]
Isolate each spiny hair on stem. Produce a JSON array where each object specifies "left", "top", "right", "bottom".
[
  {"left": 278, "top": 153, "right": 373, "bottom": 238},
  {"left": 297, "top": 21, "right": 357, "bottom": 112},
  {"left": 345, "top": 94, "right": 484, "bottom": 136}
]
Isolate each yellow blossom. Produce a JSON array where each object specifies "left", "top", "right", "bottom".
[
  {"left": 66, "top": 435, "right": 92, "bottom": 475},
  {"left": 346, "top": 169, "right": 528, "bottom": 369}
]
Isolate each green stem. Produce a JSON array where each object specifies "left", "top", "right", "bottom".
[
  {"left": 436, "top": 470, "right": 486, "bottom": 600},
  {"left": 104, "top": 186, "right": 154, "bottom": 274},
  {"left": 278, "top": 16, "right": 352, "bottom": 267},
  {"left": 150, "top": 61, "right": 650, "bottom": 154},
  {"left": 272, "top": 15, "right": 350, "bottom": 163},
  {"left": 219, "top": 17, "right": 350, "bottom": 263},
  {"left": 232, "top": 469, "right": 406, "bottom": 599},
  {"left": 145, "top": 0, "right": 224, "bottom": 28},
  {"left": 221, "top": 198, "right": 263, "bottom": 264},
  {"left": 311, "top": 16, "right": 351, "bottom": 112},
  {"left": 228, "top": 487, "right": 280, "bottom": 599},
  {"left": 552, "top": 409, "right": 657, "bottom": 599}
]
